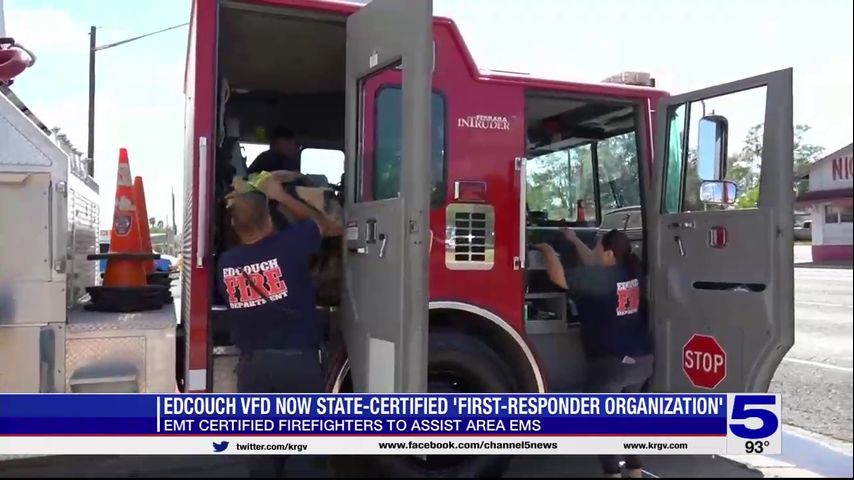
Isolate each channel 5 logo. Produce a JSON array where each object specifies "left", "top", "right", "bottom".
[{"left": 727, "top": 395, "right": 780, "bottom": 440}]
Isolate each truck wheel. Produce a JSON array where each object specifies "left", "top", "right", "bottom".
[{"left": 375, "top": 330, "right": 514, "bottom": 478}]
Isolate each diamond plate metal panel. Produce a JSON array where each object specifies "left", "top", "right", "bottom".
[
  {"left": 67, "top": 308, "right": 176, "bottom": 333},
  {"left": 65, "top": 336, "right": 147, "bottom": 392}
]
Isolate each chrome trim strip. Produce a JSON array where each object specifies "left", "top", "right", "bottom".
[
  {"left": 330, "top": 302, "right": 546, "bottom": 394},
  {"left": 331, "top": 358, "right": 350, "bottom": 394},
  {"left": 517, "top": 157, "right": 527, "bottom": 269}
]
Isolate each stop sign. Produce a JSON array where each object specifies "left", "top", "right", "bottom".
[{"left": 682, "top": 334, "right": 727, "bottom": 389}]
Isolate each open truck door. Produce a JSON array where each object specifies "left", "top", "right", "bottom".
[
  {"left": 342, "top": 0, "right": 433, "bottom": 392},
  {"left": 650, "top": 69, "right": 795, "bottom": 392}
]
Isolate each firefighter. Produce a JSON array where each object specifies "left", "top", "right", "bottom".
[
  {"left": 534, "top": 229, "right": 653, "bottom": 479},
  {"left": 248, "top": 126, "right": 302, "bottom": 174},
  {"left": 217, "top": 172, "right": 340, "bottom": 477}
]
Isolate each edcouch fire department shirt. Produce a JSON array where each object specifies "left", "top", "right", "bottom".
[
  {"left": 566, "top": 264, "right": 653, "bottom": 359},
  {"left": 216, "top": 220, "right": 321, "bottom": 352}
]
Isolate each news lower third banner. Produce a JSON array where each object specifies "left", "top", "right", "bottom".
[{"left": 0, "top": 394, "right": 781, "bottom": 456}]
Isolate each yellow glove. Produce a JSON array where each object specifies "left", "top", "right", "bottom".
[{"left": 247, "top": 171, "right": 273, "bottom": 191}]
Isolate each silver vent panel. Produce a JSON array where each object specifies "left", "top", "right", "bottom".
[{"left": 445, "top": 204, "right": 495, "bottom": 270}]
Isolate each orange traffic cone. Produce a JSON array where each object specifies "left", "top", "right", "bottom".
[
  {"left": 134, "top": 176, "right": 172, "bottom": 301},
  {"left": 86, "top": 148, "right": 166, "bottom": 312},
  {"left": 103, "top": 149, "right": 148, "bottom": 287},
  {"left": 133, "top": 176, "right": 156, "bottom": 276}
]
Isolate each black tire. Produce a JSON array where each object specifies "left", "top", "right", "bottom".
[{"left": 374, "top": 330, "right": 515, "bottom": 478}]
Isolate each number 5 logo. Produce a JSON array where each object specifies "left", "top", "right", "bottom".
[{"left": 729, "top": 395, "right": 779, "bottom": 439}]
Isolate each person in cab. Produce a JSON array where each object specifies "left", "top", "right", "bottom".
[
  {"left": 247, "top": 126, "right": 302, "bottom": 174},
  {"left": 217, "top": 172, "right": 340, "bottom": 477},
  {"left": 534, "top": 229, "right": 653, "bottom": 479}
]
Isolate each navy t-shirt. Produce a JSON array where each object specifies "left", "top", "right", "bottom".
[
  {"left": 216, "top": 220, "right": 321, "bottom": 351},
  {"left": 566, "top": 264, "right": 653, "bottom": 359},
  {"left": 247, "top": 150, "right": 300, "bottom": 174}
]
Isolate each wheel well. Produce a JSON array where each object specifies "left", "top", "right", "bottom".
[{"left": 429, "top": 307, "right": 543, "bottom": 393}]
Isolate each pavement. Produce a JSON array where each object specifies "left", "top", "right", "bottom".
[
  {"left": 0, "top": 453, "right": 760, "bottom": 478},
  {"left": 742, "top": 245, "right": 854, "bottom": 478},
  {"left": 780, "top": 246, "right": 852, "bottom": 443}
]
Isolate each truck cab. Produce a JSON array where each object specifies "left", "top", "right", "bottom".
[{"left": 181, "top": 0, "right": 794, "bottom": 474}]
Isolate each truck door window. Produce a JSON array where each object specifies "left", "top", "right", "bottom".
[
  {"left": 596, "top": 131, "right": 641, "bottom": 216},
  {"left": 526, "top": 144, "right": 596, "bottom": 223},
  {"left": 663, "top": 104, "right": 688, "bottom": 214},
  {"left": 675, "top": 86, "right": 768, "bottom": 212},
  {"left": 372, "top": 87, "right": 446, "bottom": 205}
]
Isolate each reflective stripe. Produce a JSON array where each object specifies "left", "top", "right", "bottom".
[{"left": 188, "top": 369, "right": 207, "bottom": 391}]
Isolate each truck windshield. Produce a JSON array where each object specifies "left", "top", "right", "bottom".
[
  {"left": 526, "top": 131, "right": 641, "bottom": 225},
  {"left": 596, "top": 131, "right": 641, "bottom": 214},
  {"left": 527, "top": 144, "right": 596, "bottom": 223}
]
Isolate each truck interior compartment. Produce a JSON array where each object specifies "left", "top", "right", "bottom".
[
  {"left": 209, "top": 4, "right": 347, "bottom": 361},
  {"left": 522, "top": 92, "right": 644, "bottom": 391}
]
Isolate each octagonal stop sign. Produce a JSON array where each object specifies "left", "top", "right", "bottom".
[{"left": 682, "top": 334, "right": 727, "bottom": 389}]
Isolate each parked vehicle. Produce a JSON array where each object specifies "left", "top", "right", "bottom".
[{"left": 794, "top": 219, "right": 812, "bottom": 241}]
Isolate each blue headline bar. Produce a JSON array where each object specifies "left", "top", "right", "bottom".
[{"left": 0, "top": 394, "right": 728, "bottom": 436}]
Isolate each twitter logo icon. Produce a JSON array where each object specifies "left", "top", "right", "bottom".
[{"left": 212, "top": 441, "right": 229, "bottom": 453}]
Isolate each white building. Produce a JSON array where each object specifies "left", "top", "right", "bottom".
[{"left": 796, "top": 143, "right": 853, "bottom": 262}]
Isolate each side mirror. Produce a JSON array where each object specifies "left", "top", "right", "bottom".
[
  {"left": 700, "top": 180, "right": 737, "bottom": 205},
  {"left": 697, "top": 115, "right": 729, "bottom": 180}
]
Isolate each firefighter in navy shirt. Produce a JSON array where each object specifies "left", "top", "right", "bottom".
[
  {"left": 535, "top": 229, "right": 653, "bottom": 479},
  {"left": 217, "top": 172, "right": 340, "bottom": 477}
]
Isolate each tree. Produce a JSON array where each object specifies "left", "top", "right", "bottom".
[
  {"left": 526, "top": 146, "right": 597, "bottom": 221},
  {"left": 156, "top": 220, "right": 165, "bottom": 230},
  {"left": 149, "top": 217, "right": 156, "bottom": 228}
]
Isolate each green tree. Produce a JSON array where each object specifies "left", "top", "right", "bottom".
[
  {"left": 597, "top": 132, "right": 641, "bottom": 212},
  {"left": 727, "top": 124, "right": 824, "bottom": 207},
  {"left": 526, "top": 146, "right": 595, "bottom": 221}
]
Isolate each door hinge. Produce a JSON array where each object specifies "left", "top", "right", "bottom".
[
  {"left": 513, "top": 256, "right": 524, "bottom": 270},
  {"left": 515, "top": 157, "right": 525, "bottom": 171},
  {"left": 55, "top": 181, "right": 67, "bottom": 197}
]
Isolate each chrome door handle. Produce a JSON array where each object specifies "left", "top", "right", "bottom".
[
  {"left": 378, "top": 233, "right": 388, "bottom": 258},
  {"left": 349, "top": 247, "right": 367, "bottom": 255},
  {"left": 675, "top": 236, "right": 686, "bottom": 256}
]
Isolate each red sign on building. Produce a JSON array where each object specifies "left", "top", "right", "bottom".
[
  {"left": 683, "top": 334, "right": 727, "bottom": 389},
  {"left": 831, "top": 156, "right": 853, "bottom": 182}
]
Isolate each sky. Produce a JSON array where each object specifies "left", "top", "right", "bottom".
[{"left": 4, "top": 0, "right": 852, "bottom": 228}]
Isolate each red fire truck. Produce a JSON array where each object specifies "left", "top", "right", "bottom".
[{"left": 180, "top": 0, "right": 794, "bottom": 474}]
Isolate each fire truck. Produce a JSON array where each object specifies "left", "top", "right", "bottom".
[{"left": 184, "top": 0, "right": 793, "bottom": 428}]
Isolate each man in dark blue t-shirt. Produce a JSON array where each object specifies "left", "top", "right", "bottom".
[
  {"left": 247, "top": 126, "right": 301, "bottom": 174},
  {"left": 217, "top": 174, "right": 339, "bottom": 477}
]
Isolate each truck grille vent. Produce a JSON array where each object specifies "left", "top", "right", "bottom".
[{"left": 445, "top": 204, "right": 494, "bottom": 270}]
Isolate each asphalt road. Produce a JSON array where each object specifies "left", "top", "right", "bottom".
[{"left": 769, "top": 265, "right": 854, "bottom": 443}]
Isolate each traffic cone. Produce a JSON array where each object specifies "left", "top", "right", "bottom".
[
  {"left": 134, "top": 176, "right": 172, "bottom": 302},
  {"left": 134, "top": 176, "right": 156, "bottom": 276},
  {"left": 86, "top": 148, "right": 166, "bottom": 312}
]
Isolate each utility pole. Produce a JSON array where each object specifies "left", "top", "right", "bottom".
[
  {"left": 87, "top": 26, "right": 96, "bottom": 176},
  {"left": 85, "top": 22, "right": 187, "bottom": 180}
]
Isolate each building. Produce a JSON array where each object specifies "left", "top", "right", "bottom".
[{"left": 796, "top": 143, "right": 853, "bottom": 262}]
